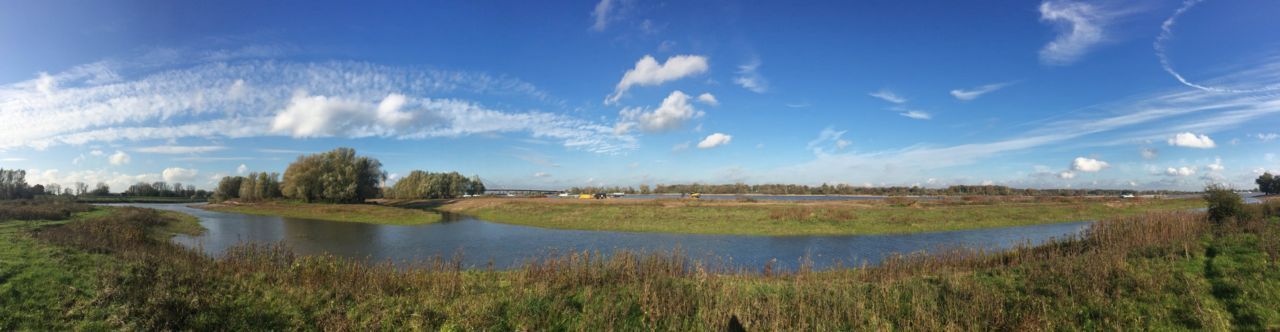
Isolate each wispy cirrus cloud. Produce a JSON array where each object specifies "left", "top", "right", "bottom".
[
  {"left": 1037, "top": 0, "right": 1130, "bottom": 65},
  {"left": 734, "top": 58, "right": 768, "bottom": 93},
  {"left": 0, "top": 54, "right": 634, "bottom": 154},
  {"left": 135, "top": 145, "right": 227, "bottom": 154},
  {"left": 950, "top": 82, "right": 1013, "bottom": 101}
]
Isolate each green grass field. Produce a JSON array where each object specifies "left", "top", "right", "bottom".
[
  {"left": 3, "top": 199, "right": 1279, "bottom": 330},
  {"left": 443, "top": 197, "right": 1206, "bottom": 235},
  {"left": 199, "top": 201, "right": 441, "bottom": 225}
]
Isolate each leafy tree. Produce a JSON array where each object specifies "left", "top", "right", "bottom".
[
  {"left": 0, "top": 168, "right": 33, "bottom": 199},
  {"left": 388, "top": 170, "right": 484, "bottom": 199},
  {"left": 1258, "top": 172, "right": 1278, "bottom": 195},
  {"left": 212, "top": 176, "right": 245, "bottom": 202},
  {"left": 90, "top": 182, "right": 110, "bottom": 196},
  {"left": 281, "top": 148, "right": 385, "bottom": 203}
]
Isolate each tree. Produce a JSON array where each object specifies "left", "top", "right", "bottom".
[
  {"left": 213, "top": 176, "right": 244, "bottom": 202},
  {"left": 281, "top": 147, "right": 385, "bottom": 203},
  {"left": 90, "top": 182, "right": 110, "bottom": 196},
  {"left": 0, "top": 168, "right": 33, "bottom": 199},
  {"left": 1258, "top": 172, "right": 1279, "bottom": 195},
  {"left": 1204, "top": 184, "right": 1247, "bottom": 223},
  {"left": 74, "top": 182, "right": 88, "bottom": 196},
  {"left": 387, "top": 170, "right": 484, "bottom": 199}
]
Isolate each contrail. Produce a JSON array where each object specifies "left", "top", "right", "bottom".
[{"left": 1154, "top": 0, "right": 1280, "bottom": 93}]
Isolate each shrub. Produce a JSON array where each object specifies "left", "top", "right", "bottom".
[{"left": 1204, "top": 184, "right": 1247, "bottom": 223}]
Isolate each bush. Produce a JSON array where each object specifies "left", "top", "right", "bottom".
[
  {"left": 0, "top": 200, "right": 94, "bottom": 221},
  {"left": 1204, "top": 184, "right": 1247, "bottom": 223}
]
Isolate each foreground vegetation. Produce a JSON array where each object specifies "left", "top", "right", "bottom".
[
  {"left": 199, "top": 201, "right": 441, "bottom": 225},
  {"left": 442, "top": 196, "right": 1206, "bottom": 235},
  {"left": 3, "top": 197, "right": 1278, "bottom": 330}
]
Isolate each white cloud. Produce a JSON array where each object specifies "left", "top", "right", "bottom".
[
  {"left": 1, "top": 59, "right": 633, "bottom": 154},
  {"left": 590, "top": 0, "right": 615, "bottom": 31},
  {"left": 1255, "top": 133, "right": 1279, "bottom": 141},
  {"left": 606, "top": 55, "right": 709, "bottom": 104},
  {"left": 108, "top": 150, "right": 130, "bottom": 165},
  {"left": 271, "top": 93, "right": 415, "bottom": 137},
  {"left": 1140, "top": 147, "right": 1158, "bottom": 160},
  {"left": 615, "top": 90, "right": 704, "bottom": 133},
  {"left": 1206, "top": 158, "right": 1224, "bottom": 172},
  {"left": 34, "top": 72, "right": 56, "bottom": 95},
  {"left": 899, "top": 111, "right": 932, "bottom": 120},
  {"left": 950, "top": 82, "right": 1012, "bottom": 101},
  {"left": 0, "top": 157, "right": 25, "bottom": 162},
  {"left": 1058, "top": 171, "right": 1076, "bottom": 179},
  {"left": 228, "top": 79, "right": 247, "bottom": 99},
  {"left": 1071, "top": 157, "right": 1109, "bottom": 172},
  {"left": 135, "top": 145, "right": 227, "bottom": 154},
  {"left": 90, "top": 150, "right": 104, "bottom": 156},
  {"left": 1038, "top": 0, "right": 1112, "bottom": 65},
  {"left": 1167, "top": 132, "right": 1216, "bottom": 149},
  {"left": 696, "top": 92, "right": 719, "bottom": 106},
  {"left": 533, "top": 172, "right": 551, "bottom": 178},
  {"left": 1165, "top": 166, "right": 1196, "bottom": 177},
  {"left": 807, "top": 128, "right": 851, "bottom": 155},
  {"left": 236, "top": 164, "right": 248, "bottom": 175},
  {"left": 27, "top": 168, "right": 162, "bottom": 191},
  {"left": 869, "top": 89, "right": 907, "bottom": 104},
  {"left": 162, "top": 167, "right": 199, "bottom": 183},
  {"left": 697, "top": 133, "right": 732, "bottom": 149},
  {"left": 734, "top": 59, "right": 768, "bottom": 93}
]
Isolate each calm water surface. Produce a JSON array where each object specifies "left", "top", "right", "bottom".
[{"left": 116, "top": 203, "right": 1091, "bottom": 270}]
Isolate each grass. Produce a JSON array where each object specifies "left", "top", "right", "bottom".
[
  {"left": 441, "top": 196, "right": 1206, "bottom": 235},
  {"left": 4, "top": 199, "right": 1279, "bottom": 330},
  {"left": 74, "top": 195, "right": 206, "bottom": 203},
  {"left": 199, "top": 200, "right": 442, "bottom": 225}
]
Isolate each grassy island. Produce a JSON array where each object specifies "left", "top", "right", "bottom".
[
  {"left": 199, "top": 200, "right": 441, "bottom": 225},
  {"left": 441, "top": 196, "right": 1206, "bottom": 235}
]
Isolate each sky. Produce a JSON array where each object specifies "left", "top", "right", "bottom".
[{"left": 1, "top": 0, "right": 1278, "bottom": 191}]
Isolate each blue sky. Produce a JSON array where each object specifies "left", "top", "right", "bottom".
[{"left": 1, "top": 0, "right": 1278, "bottom": 191}]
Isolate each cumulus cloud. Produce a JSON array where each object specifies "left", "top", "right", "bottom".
[
  {"left": 271, "top": 93, "right": 416, "bottom": 137},
  {"left": 236, "top": 164, "right": 248, "bottom": 175},
  {"left": 27, "top": 168, "right": 161, "bottom": 191},
  {"left": 1167, "top": 132, "right": 1216, "bottom": 148},
  {"left": 1256, "top": 133, "right": 1279, "bottom": 141},
  {"left": 135, "top": 145, "right": 227, "bottom": 154},
  {"left": 1165, "top": 166, "right": 1196, "bottom": 177},
  {"left": 533, "top": 172, "right": 551, "bottom": 178},
  {"left": 697, "top": 133, "right": 732, "bottom": 149},
  {"left": 89, "top": 150, "right": 104, "bottom": 156},
  {"left": 950, "top": 82, "right": 1012, "bottom": 101},
  {"left": 869, "top": 89, "right": 907, "bottom": 104},
  {"left": 1206, "top": 157, "right": 1224, "bottom": 172},
  {"left": 615, "top": 90, "right": 704, "bottom": 133},
  {"left": 696, "top": 92, "right": 719, "bottom": 106},
  {"left": 1071, "top": 156, "right": 1109, "bottom": 172},
  {"left": 1038, "top": 0, "right": 1112, "bottom": 65},
  {"left": 1058, "top": 171, "right": 1076, "bottom": 179},
  {"left": 606, "top": 55, "right": 709, "bottom": 104},
  {"left": 108, "top": 150, "right": 130, "bottom": 165},
  {"left": 162, "top": 167, "right": 199, "bottom": 183},
  {"left": 734, "top": 59, "right": 768, "bottom": 93}
]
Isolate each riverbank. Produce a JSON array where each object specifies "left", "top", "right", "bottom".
[
  {"left": 439, "top": 197, "right": 1206, "bottom": 235},
  {"left": 74, "top": 195, "right": 206, "bottom": 203},
  {"left": 3, "top": 199, "right": 1278, "bottom": 330},
  {"left": 198, "top": 201, "right": 441, "bottom": 225}
]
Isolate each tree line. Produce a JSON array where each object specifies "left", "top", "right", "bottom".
[
  {"left": 123, "top": 182, "right": 208, "bottom": 198},
  {"left": 568, "top": 183, "right": 1191, "bottom": 196},
  {"left": 385, "top": 170, "right": 485, "bottom": 199},
  {"left": 210, "top": 147, "right": 485, "bottom": 203}
]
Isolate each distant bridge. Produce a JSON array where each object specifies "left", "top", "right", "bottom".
[{"left": 484, "top": 188, "right": 561, "bottom": 195}]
